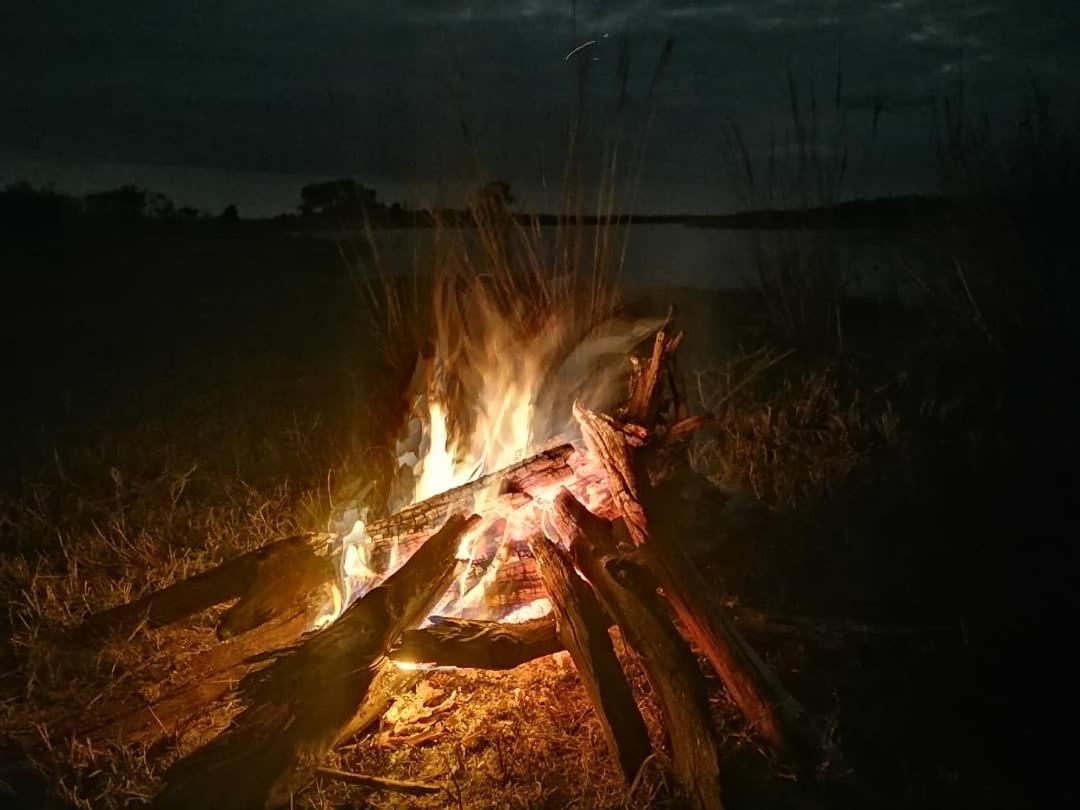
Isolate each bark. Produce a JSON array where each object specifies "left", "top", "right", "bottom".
[
  {"left": 574, "top": 402, "right": 827, "bottom": 770},
  {"left": 552, "top": 489, "right": 725, "bottom": 810},
  {"left": 527, "top": 533, "right": 652, "bottom": 784},
  {"left": 66, "top": 586, "right": 333, "bottom": 747},
  {"left": 394, "top": 616, "right": 563, "bottom": 670},
  {"left": 82, "top": 533, "right": 337, "bottom": 639},
  {"left": 154, "top": 513, "right": 480, "bottom": 810},
  {"left": 350, "top": 444, "right": 581, "bottom": 573}
]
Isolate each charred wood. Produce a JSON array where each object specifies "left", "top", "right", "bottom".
[
  {"left": 154, "top": 513, "right": 479, "bottom": 810},
  {"left": 575, "top": 401, "right": 829, "bottom": 771},
  {"left": 553, "top": 489, "right": 725, "bottom": 810},
  {"left": 527, "top": 532, "right": 652, "bottom": 784}
]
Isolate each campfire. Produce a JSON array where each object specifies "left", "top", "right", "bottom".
[{"left": 71, "top": 260, "right": 837, "bottom": 808}]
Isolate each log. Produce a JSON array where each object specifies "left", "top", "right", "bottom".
[
  {"left": 393, "top": 616, "right": 563, "bottom": 670},
  {"left": 552, "top": 489, "right": 724, "bottom": 810},
  {"left": 527, "top": 532, "right": 652, "bottom": 784},
  {"left": 390, "top": 604, "right": 881, "bottom": 671},
  {"left": 346, "top": 443, "right": 580, "bottom": 572},
  {"left": 155, "top": 512, "right": 480, "bottom": 810},
  {"left": 67, "top": 587, "right": 331, "bottom": 747},
  {"left": 82, "top": 533, "right": 337, "bottom": 639},
  {"left": 335, "top": 663, "right": 419, "bottom": 745},
  {"left": 574, "top": 402, "right": 827, "bottom": 770}
]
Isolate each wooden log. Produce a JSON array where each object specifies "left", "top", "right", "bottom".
[
  {"left": 393, "top": 616, "right": 562, "bottom": 670},
  {"left": 552, "top": 489, "right": 724, "bottom": 810},
  {"left": 346, "top": 443, "right": 578, "bottom": 570},
  {"left": 67, "top": 586, "right": 333, "bottom": 747},
  {"left": 574, "top": 402, "right": 826, "bottom": 770},
  {"left": 82, "top": 533, "right": 336, "bottom": 638},
  {"left": 335, "top": 663, "right": 419, "bottom": 745},
  {"left": 390, "top": 603, "right": 875, "bottom": 671},
  {"left": 315, "top": 767, "right": 442, "bottom": 797},
  {"left": 527, "top": 532, "right": 652, "bottom": 784},
  {"left": 155, "top": 512, "right": 480, "bottom": 810}
]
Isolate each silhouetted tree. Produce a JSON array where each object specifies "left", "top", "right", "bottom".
[
  {"left": 298, "top": 178, "right": 379, "bottom": 218},
  {"left": 0, "top": 182, "right": 81, "bottom": 227},
  {"left": 219, "top": 204, "right": 239, "bottom": 221},
  {"left": 84, "top": 185, "right": 148, "bottom": 219}
]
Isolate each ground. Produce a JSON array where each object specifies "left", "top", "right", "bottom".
[{"left": 1, "top": 221, "right": 1077, "bottom": 807}]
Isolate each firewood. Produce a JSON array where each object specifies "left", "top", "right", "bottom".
[
  {"left": 154, "top": 513, "right": 480, "bottom": 810},
  {"left": 391, "top": 603, "right": 874, "bottom": 671},
  {"left": 394, "top": 615, "right": 562, "bottom": 669},
  {"left": 552, "top": 489, "right": 725, "bottom": 810},
  {"left": 82, "top": 533, "right": 337, "bottom": 638},
  {"left": 574, "top": 402, "right": 828, "bottom": 771},
  {"left": 66, "top": 586, "right": 333, "bottom": 747},
  {"left": 349, "top": 443, "right": 579, "bottom": 571},
  {"left": 527, "top": 532, "right": 652, "bottom": 784}
]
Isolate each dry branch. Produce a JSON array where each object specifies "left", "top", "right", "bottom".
[
  {"left": 528, "top": 532, "right": 652, "bottom": 784},
  {"left": 154, "top": 512, "right": 480, "bottom": 810},
  {"left": 553, "top": 489, "right": 725, "bottom": 810},
  {"left": 315, "top": 766, "right": 442, "bottom": 796}
]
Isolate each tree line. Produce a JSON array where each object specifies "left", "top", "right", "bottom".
[{"left": 0, "top": 177, "right": 516, "bottom": 229}]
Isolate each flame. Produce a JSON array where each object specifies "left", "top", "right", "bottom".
[{"left": 329, "top": 240, "right": 666, "bottom": 629}]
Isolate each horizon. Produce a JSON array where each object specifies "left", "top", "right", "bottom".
[{"left": 5, "top": 2, "right": 1076, "bottom": 218}]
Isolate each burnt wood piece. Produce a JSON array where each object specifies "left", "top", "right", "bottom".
[
  {"left": 335, "top": 663, "right": 419, "bottom": 745},
  {"left": 393, "top": 615, "right": 560, "bottom": 669},
  {"left": 391, "top": 603, "right": 882, "bottom": 671},
  {"left": 65, "top": 585, "right": 335, "bottom": 747},
  {"left": 154, "top": 513, "right": 480, "bottom": 810},
  {"left": 527, "top": 532, "right": 652, "bottom": 784},
  {"left": 82, "top": 533, "right": 337, "bottom": 638},
  {"left": 574, "top": 403, "right": 827, "bottom": 771},
  {"left": 552, "top": 490, "right": 724, "bottom": 810}
]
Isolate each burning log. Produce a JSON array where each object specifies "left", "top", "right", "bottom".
[
  {"left": 574, "top": 401, "right": 827, "bottom": 770},
  {"left": 354, "top": 443, "right": 580, "bottom": 571},
  {"left": 82, "top": 533, "right": 337, "bottom": 639},
  {"left": 527, "top": 532, "right": 652, "bottom": 784},
  {"left": 154, "top": 512, "right": 480, "bottom": 810},
  {"left": 553, "top": 489, "right": 725, "bottom": 810}
]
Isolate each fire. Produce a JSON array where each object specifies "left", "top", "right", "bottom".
[{"left": 330, "top": 234, "right": 665, "bottom": 627}]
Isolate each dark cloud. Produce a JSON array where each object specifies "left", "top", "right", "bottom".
[{"left": 1, "top": 1, "right": 1076, "bottom": 213}]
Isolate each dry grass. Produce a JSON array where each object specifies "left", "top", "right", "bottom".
[{"left": 688, "top": 350, "right": 899, "bottom": 508}]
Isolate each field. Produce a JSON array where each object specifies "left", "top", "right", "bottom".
[{"left": 1, "top": 205, "right": 1077, "bottom": 807}]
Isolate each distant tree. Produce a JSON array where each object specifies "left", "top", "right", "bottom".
[
  {"left": 298, "top": 178, "right": 381, "bottom": 219},
  {"left": 0, "top": 182, "right": 81, "bottom": 227},
  {"left": 219, "top": 203, "right": 239, "bottom": 221},
  {"left": 470, "top": 179, "right": 515, "bottom": 212},
  {"left": 145, "top": 191, "right": 176, "bottom": 220},
  {"left": 84, "top": 185, "right": 148, "bottom": 219}
]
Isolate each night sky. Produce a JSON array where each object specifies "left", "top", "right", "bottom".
[{"left": 2, "top": 1, "right": 1077, "bottom": 215}]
